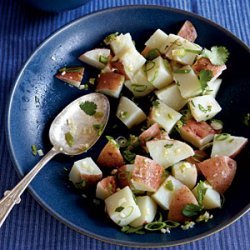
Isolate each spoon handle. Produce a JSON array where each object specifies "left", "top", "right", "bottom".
[{"left": 0, "top": 147, "right": 59, "bottom": 228}]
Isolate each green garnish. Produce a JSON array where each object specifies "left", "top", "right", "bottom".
[
  {"left": 93, "top": 124, "right": 104, "bottom": 136},
  {"left": 165, "top": 180, "right": 174, "bottom": 191},
  {"left": 144, "top": 61, "right": 156, "bottom": 72},
  {"left": 172, "top": 48, "right": 201, "bottom": 57},
  {"left": 115, "top": 206, "right": 124, "bottom": 212},
  {"left": 185, "top": 49, "right": 202, "bottom": 54},
  {"left": 190, "top": 100, "right": 195, "bottom": 107},
  {"left": 228, "top": 138, "right": 234, "bottom": 143},
  {"left": 199, "top": 70, "right": 213, "bottom": 92},
  {"left": 176, "top": 81, "right": 180, "bottom": 87},
  {"left": 118, "top": 111, "right": 128, "bottom": 119},
  {"left": 74, "top": 179, "right": 86, "bottom": 189},
  {"left": 243, "top": 113, "right": 250, "bottom": 126},
  {"left": 146, "top": 48, "right": 160, "bottom": 60},
  {"left": 99, "top": 55, "right": 108, "bottom": 64},
  {"left": 182, "top": 204, "right": 203, "bottom": 217},
  {"left": 31, "top": 144, "right": 38, "bottom": 156},
  {"left": 152, "top": 100, "right": 160, "bottom": 107},
  {"left": 215, "top": 133, "right": 231, "bottom": 141},
  {"left": 198, "top": 104, "right": 212, "bottom": 113},
  {"left": 202, "top": 46, "right": 229, "bottom": 66},
  {"left": 58, "top": 67, "right": 83, "bottom": 73},
  {"left": 89, "top": 78, "right": 95, "bottom": 85},
  {"left": 123, "top": 149, "right": 136, "bottom": 163},
  {"left": 131, "top": 84, "right": 147, "bottom": 92},
  {"left": 79, "top": 101, "right": 97, "bottom": 116},
  {"left": 164, "top": 220, "right": 180, "bottom": 228},
  {"left": 174, "top": 69, "right": 191, "bottom": 74},
  {"left": 106, "top": 136, "right": 119, "bottom": 148},
  {"left": 103, "top": 32, "right": 119, "bottom": 45},
  {"left": 145, "top": 221, "right": 166, "bottom": 231},
  {"left": 196, "top": 181, "right": 207, "bottom": 207},
  {"left": 149, "top": 70, "right": 159, "bottom": 83},
  {"left": 65, "top": 132, "right": 74, "bottom": 147},
  {"left": 121, "top": 225, "right": 145, "bottom": 234},
  {"left": 164, "top": 144, "right": 173, "bottom": 149}
]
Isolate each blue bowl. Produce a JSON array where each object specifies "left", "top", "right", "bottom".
[{"left": 6, "top": 6, "right": 250, "bottom": 247}]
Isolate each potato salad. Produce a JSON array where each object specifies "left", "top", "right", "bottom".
[{"left": 55, "top": 21, "right": 248, "bottom": 234}]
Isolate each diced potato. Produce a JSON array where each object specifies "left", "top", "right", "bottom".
[
  {"left": 198, "top": 156, "right": 237, "bottom": 193},
  {"left": 168, "top": 185, "right": 198, "bottom": 222},
  {"left": 164, "top": 34, "right": 202, "bottom": 65},
  {"left": 130, "top": 155, "right": 163, "bottom": 192},
  {"left": 151, "top": 175, "right": 184, "bottom": 210},
  {"left": 179, "top": 119, "right": 217, "bottom": 148},
  {"left": 192, "top": 182, "right": 221, "bottom": 209},
  {"left": 148, "top": 100, "right": 182, "bottom": 133},
  {"left": 110, "top": 33, "right": 135, "bottom": 56},
  {"left": 155, "top": 83, "right": 187, "bottom": 111},
  {"left": 105, "top": 186, "right": 141, "bottom": 226},
  {"left": 146, "top": 56, "right": 173, "bottom": 89},
  {"left": 204, "top": 78, "right": 222, "bottom": 98},
  {"left": 125, "top": 68, "right": 154, "bottom": 97},
  {"left": 116, "top": 96, "right": 146, "bottom": 129},
  {"left": 96, "top": 176, "right": 117, "bottom": 200},
  {"left": 146, "top": 139, "right": 194, "bottom": 169},
  {"left": 119, "top": 48, "right": 146, "bottom": 79},
  {"left": 173, "top": 65, "right": 201, "bottom": 98},
  {"left": 211, "top": 134, "right": 248, "bottom": 158},
  {"left": 130, "top": 196, "right": 157, "bottom": 227},
  {"left": 188, "top": 95, "right": 222, "bottom": 122},
  {"left": 97, "top": 140, "right": 124, "bottom": 168},
  {"left": 109, "top": 61, "right": 129, "bottom": 79},
  {"left": 187, "top": 150, "right": 208, "bottom": 170},
  {"left": 79, "top": 48, "right": 111, "bottom": 69},
  {"left": 139, "top": 123, "right": 162, "bottom": 147},
  {"left": 144, "top": 29, "right": 169, "bottom": 53},
  {"left": 69, "top": 157, "right": 102, "bottom": 188},
  {"left": 96, "top": 72, "right": 125, "bottom": 98},
  {"left": 172, "top": 161, "right": 197, "bottom": 189},
  {"left": 117, "top": 164, "right": 134, "bottom": 188},
  {"left": 177, "top": 21, "right": 197, "bottom": 42}
]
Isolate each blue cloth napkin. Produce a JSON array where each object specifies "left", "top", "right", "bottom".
[{"left": 0, "top": 0, "right": 249, "bottom": 249}]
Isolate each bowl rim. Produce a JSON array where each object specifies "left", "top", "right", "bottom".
[{"left": 5, "top": 4, "right": 250, "bottom": 248}]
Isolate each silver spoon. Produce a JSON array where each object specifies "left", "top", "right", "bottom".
[{"left": 0, "top": 93, "right": 110, "bottom": 227}]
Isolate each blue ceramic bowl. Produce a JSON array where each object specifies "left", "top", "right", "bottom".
[
  {"left": 24, "top": 0, "right": 91, "bottom": 12},
  {"left": 6, "top": 6, "right": 250, "bottom": 247}
]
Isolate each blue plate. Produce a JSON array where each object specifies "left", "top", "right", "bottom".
[{"left": 6, "top": 6, "right": 250, "bottom": 247}]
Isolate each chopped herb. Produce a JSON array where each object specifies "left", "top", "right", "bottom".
[
  {"left": 152, "top": 100, "right": 160, "bottom": 108},
  {"left": 181, "top": 221, "right": 195, "bottom": 230},
  {"left": 131, "top": 84, "right": 147, "bottom": 92},
  {"left": 103, "top": 32, "right": 119, "bottom": 45},
  {"left": 179, "top": 163, "right": 186, "bottom": 173},
  {"left": 146, "top": 48, "right": 161, "bottom": 60},
  {"left": 174, "top": 69, "right": 191, "bottom": 74},
  {"left": 165, "top": 180, "right": 174, "bottom": 191},
  {"left": 164, "top": 220, "right": 180, "bottom": 228},
  {"left": 121, "top": 225, "right": 145, "bottom": 234},
  {"left": 89, "top": 78, "right": 95, "bottom": 85},
  {"left": 145, "top": 222, "right": 166, "bottom": 231},
  {"left": 164, "top": 144, "right": 173, "bottom": 149},
  {"left": 58, "top": 66, "right": 83, "bottom": 73},
  {"left": 79, "top": 101, "right": 97, "bottom": 116},
  {"left": 199, "top": 70, "right": 213, "bottom": 92},
  {"left": 215, "top": 133, "right": 230, "bottom": 141},
  {"left": 182, "top": 204, "right": 203, "bottom": 217},
  {"left": 118, "top": 111, "right": 128, "bottom": 119},
  {"left": 172, "top": 48, "right": 186, "bottom": 57},
  {"left": 99, "top": 55, "right": 108, "bottom": 64},
  {"left": 74, "top": 179, "right": 86, "bottom": 189},
  {"left": 243, "top": 113, "right": 250, "bottom": 126},
  {"left": 149, "top": 70, "right": 159, "bottom": 83},
  {"left": 196, "top": 181, "right": 207, "bottom": 207},
  {"left": 198, "top": 104, "right": 212, "bottom": 113},
  {"left": 93, "top": 124, "right": 104, "bottom": 136},
  {"left": 185, "top": 49, "right": 202, "bottom": 54},
  {"left": 65, "top": 132, "right": 74, "bottom": 147},
  {"left": 144, "top": 61, "right": 156, "bottom": 72},
  {"left": 123, "top": 149, "right": 136, "bottom": 163},
  {"left": 106, "top": 136, "right": 119, "bottom": 147},
  {"left": 167, "top": 113, "right": 173, "bottom": 119},
  {"left": 228, "top": 138, "right": 234, "bottom": 143},
  {"left": 190, "top": 100, "right": 195, "bottom": 107},
  {"left": 31, "top": 144, "right": 38, "bottom": 156},
  {"left": 115, "top": 206, "right": 124, "bottom": 212},
  {"left": 176, "top": 81, "right": 180, "bottom": 87},
  {"left": 202, "top": 46, "right": 229, "bottom": 66},
  {"left": 119, "top": 206, "right": 134, "bottom": 218},
  {"left": 115, "top": 136, "right": 128, "bottom": 148},
  {"left": 196, "top": 211, "right": 213, "bottom": 222}
]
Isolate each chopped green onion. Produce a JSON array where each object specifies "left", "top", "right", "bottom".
[
  {"left": 145, "top": 222, "right": 166, "bottom": 231},
  {"left": 119, "top": 206, "right": 134, "bottom": 218},
  {"left": 103, "top": 32, "right": 119, "bottom": 45},
  {"left": 164, "top": 144, "right": 173, "bottom": 149},
  {"left": 149, "top": 70, "right": 159, "bottom": 83},
  {"left": 198, "top": 104, "right": 212, "bottom": 113},
  {"left": 118, "top": 111, "right": 128, "bottom": 119},
  {"left": 115, "top": 136, "right": 128, "bottom": 148},
  {"left": 144, "top": 61, "right": 156, "bottom": 72},
  {"left": 146, "top": 48, "right": 160, "bottom": 60},
  {"left": 185, "top": 49, "right": 202, "bottom": 54},
  {"left": 190, "top": 100, "right": 195, "bottom": 107},
  {"left": 58, "top": 67, "right": 83, "bottom": 73},
  {"left": 31, "top": 144, "right": 38, "bottom": 156},
  {"left": 123, "top": 149, "right": 136, "bottom": 163},
  {"left": 115, "top": 206, "right": 124, "bottom": 212},
  {"left": 121, "top": 225, "right": 145, "bottom": 234},
  {"left": 152, "top": 100, "right": 160, "bottom": 107},
  {"left": 65, "top": 132, "right": 74, "bottom": 147},
  {"left": 215, "top": 133, "right": 231, "bottom": 141},
  {"left": 99, "top": 55, "right": 108, "bottom": 64},
  {"left": 196, "top": 181, "right": 207, "bottom": 207},
  {"left": 89, "top": 78, "right": 95, "bottom": 85},
  {"left": 93, "top": 124, "right": 104, "bottom": 136},
  {"left": 165, "top": 180, "right": 174, "bottom": 191},
  {"left": 131, "top": 84, "right": 147, "bottom": 92},
  {"left": 164, "top": 220, "right": 180, "bottom": 228}
]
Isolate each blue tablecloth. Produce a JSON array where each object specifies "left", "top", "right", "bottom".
[{"left": 0, "top": 0, "right": 249, "bottom": 249}]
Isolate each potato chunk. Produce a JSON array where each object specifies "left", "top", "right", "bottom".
[
  {"left": 177, "top": 21, "right": 197, "bottom": 42},
  {"left": 96, "top": 176, "right": 117, "bottom": 200}
]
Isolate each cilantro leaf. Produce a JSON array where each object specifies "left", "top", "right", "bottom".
[
  {"left": 79, "top": 101, "right": 97, "bottom": 116},
  {"left": 202, "top": 46, "right": 229, "bottom": 66},
  {"left": 199, "top": 70, "right": 213, "bottom": 92},
  {"left": 182, "top": 204, "right": 203, "bottom": 217}
]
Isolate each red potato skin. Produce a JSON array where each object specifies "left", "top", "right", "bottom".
[
  {"left": 187, "top": 150, "right": 208, "bottom": 174},
  {"left": 98, "top": 176, "right": 117, "bottom": 194},
  {"left": 97, "top": 141, "right": 125, "bottom": 168},
  {"left": 141, "top": 46, "right": 161, "bottom": 58},
  {"left": 117, "top": 165, "right": 133, "bottom": 188},
  {"left": 139, "top": 123, "right": 162, "bottom": 147},
  {"left": 177, "top": 20, "right": 197, "bottom": 42},
  {"left": 110, "top": 61, "right": 130, "bottom": 80},
  {"left": 192, "top": 57, "right": 226, "bottom": 78},
  {"left": 55, "top": 67, "right": 84, "bottom": 85},
  {"left": 131, "top": 155, "right": 164, "bottom": 192},
  {"left": 230, "top": 139, "right": 248, "bottom": 158},
  {"left": 80, "top": 173, "right": 102, "bottom": 185},
  {"left": 168, "top": 186, "right": 198, "bottom": 223},
  {"left": 198, "top": 156, "right": 237, "bottom": 193},
  {"left": 96, "top": 72, "right": 125, "bottom": 92}
]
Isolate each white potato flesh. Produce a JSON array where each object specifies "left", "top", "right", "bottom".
[
  {"left": 149, "top": 100, "right": 182, "bottom": 133},
  {"left": 211, "top": 134, "right": 248, "bottom": 158},
  {"left": 116, "top": 96, "right": 146, "bottom": 129},
  {"left": 151, "top": 175, "right": 184, "bottom": 210},
  {"left": 146, "top": 56, "right": 173, "bottom": 89},
  {"left": 174, "top": 65, "right": 201, "bottom": 99},
  {"left": 188, "top": 95, "right": 222, "bottom": 122},
  {"left": 119, "top": 48, "right": 146, "bottom": 79},
  {"left": 164, "top": 34, "right": 202, "bottom": 65},
  {"left": 172, "top": 161, "right": 197, "bottom": 189},
  {"left": 105, "top": 186, "right": 141, "bottom": 226},
  {"left": 204, "top": 78, "right": 222, "bottom": 98},
  {"left": 146, "top": 139, "right": 194, "bottom": 168},
  {"left": 125, "top": 68, "right": 154, "bottom": 97},
  {"left": 155, "top": 83, "right": 187, "bottom": 111},
  {"left": 79, "top": 48, "right": 110, "bottom": 69},
  {"left": 130, "top": 196, "right": 157, "bottom": 227},
  {"left": 110, "top": 33, "right": 135, "bottom": 56},
  {"left": 192, "top": 182, "right": 221, "bottom": 209},
  {"left": 69, "top": 157, "right": 102, "bottom": 185},
  {"left": 144, "top": 29, "right": 169, "bottom": 53}
]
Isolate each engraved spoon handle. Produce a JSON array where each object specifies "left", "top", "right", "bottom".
[{"left": 0, "top": 147, "right": 59, "bottom": 228}]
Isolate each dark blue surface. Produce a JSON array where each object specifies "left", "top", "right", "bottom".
[{"left": 1, "top": 0, "right": 250, "bottom": 250}]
